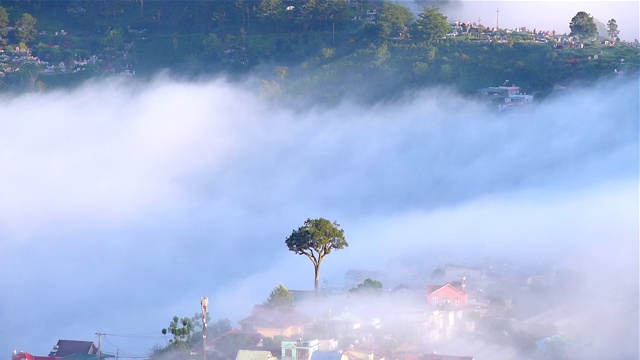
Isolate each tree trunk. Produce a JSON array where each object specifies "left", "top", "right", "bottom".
[{"left": 314, "top": 263, "right": 320, "bottom": 296}]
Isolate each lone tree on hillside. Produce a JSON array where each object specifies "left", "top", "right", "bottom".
[
  {"left": 569, "top": 11, "right": 597, "bottom": 41},
  {"left": 285, "top": 218, "right": 348, "bottom": 294},
  {"left": 607, "top": 18, "right": 619, "bottom": 41}
]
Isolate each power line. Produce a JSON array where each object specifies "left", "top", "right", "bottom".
[{"left": 104, "top": 333, "right": 165, "bottom": 339}]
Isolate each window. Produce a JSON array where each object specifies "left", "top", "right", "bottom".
[
  {"left": 285, "top": 349, "right": 292, "bottom": 358},
  {"left": 432, "top": 296, "right": 438, "bottom": 305},
  {"left": 455, "top": 298, "right": 459, "bottom": 305}
]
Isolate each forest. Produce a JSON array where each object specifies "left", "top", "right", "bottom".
[{"left": 0, "top": 0, "right": 638, "bottom": 102}]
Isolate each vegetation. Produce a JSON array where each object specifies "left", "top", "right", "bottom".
[
  {"left": 264, "top": 284, "right": 295, "bottom": 309},
  {"left": 0, "top": 1, "right": 637, "bottom": 100},
  {"left": 569, "top": 11, "right": 597, "bottom": 41},
  {"left": 152, "top": 314, "right": 231, "bottom": 360},
  {"left": 349, "top": 278, "right": 383, "bottom": 294},
  {"left": 285, "top": 218, "right": 348, "bottom": 294}
]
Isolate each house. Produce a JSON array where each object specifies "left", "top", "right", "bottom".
[
  {"left": 239, "top": 305, "right": 313, "bottom": 338},
  {"left": 236, "top": 350, "right": 277, "bottom": 360},
  {"left": 281, "top": 339, "right": 320, "bottom": 360},
  {"left": 49, "top": 340, "right": 98, "bottom": 357},
  {"left": 426, "top": 283, "right": 467, "bottom": 307},
  {"left": 12, "top": 340, "right": 104, "bottom": 360},
  {"left": 12, "top": 352, "right": 58, "bottom": 360}
]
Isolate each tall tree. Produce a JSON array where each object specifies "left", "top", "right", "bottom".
[
  {"left": 285, "top": 218, "right": 348, "bottom": 294},
  {"left": 0, "top": 6, "right": 9, "bottom": 40},
  {"left": 606, "top": 18, "right": 619, "bottom": 40},
  {"left": 376, "top": 2, "right": 413, "bottom": 40},
  {"left": 411, "top": 6, "right": 450, "bottom": 44},
  {"left": 264, "top": 284, "right": 295, "bottom": 309},
  {"left": 15, "top": 13, "right": 38, "bottom": 44},
  {"left": 569, "top": 11, "right": 597, "bottom": 41},
  {"left": 162, "top": 316, "right": 195, "bottom": 348}
]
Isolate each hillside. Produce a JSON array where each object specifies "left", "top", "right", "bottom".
[{"left": 0, "top": 0, "right": 638, "bottom": 101}]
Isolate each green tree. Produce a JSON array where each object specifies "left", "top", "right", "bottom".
[
  {"left": 569, "top": 11, "right": 597, "bottom": 41},
  {"left": 0, "top": 6, "right": 9, "bottom": 40},
  {"left": 162, "top": 316, "right": 195, "bottom": 348},
  {"left": 376, "top": 2, "right": 413, "bottom": 40},
  {"left": 285, "top": 218, "right": 348, "bottom": 294},
  {"left": 411, "top": 6, "right": 450, "bottom": 44},
  {"left": 349, "top": 278, "right": 383, "bottom": 294},
  {"left": 607, "top": 18, "right": 619, "bottom": 40},
  {"left": 15, "top": 13, "right": 37, "bottom": 44},
  {"left": 264, "top": 284, "right": 295, "bottom": 309}
]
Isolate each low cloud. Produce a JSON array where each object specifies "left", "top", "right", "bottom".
[{"left": 0, "top": 75, "right": 637, "bottom": 358}]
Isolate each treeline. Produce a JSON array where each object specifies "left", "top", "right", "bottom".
[{"left": 0, "top": 0, "right": 638, "bottom": 100}]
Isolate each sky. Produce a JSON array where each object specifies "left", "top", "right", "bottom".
[{"left": 408, "top": 1, "right": 640, "bottom": 41}]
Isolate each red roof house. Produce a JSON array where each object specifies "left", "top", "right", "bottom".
[{"left": 426, "top": 283, "right": 467, "bottom": 307}]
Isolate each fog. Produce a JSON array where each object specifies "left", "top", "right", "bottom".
[{"left": 0, "top": 74, "right": 637, "bottom": 359}]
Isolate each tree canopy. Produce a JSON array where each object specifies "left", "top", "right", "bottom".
[
  {"left": 607, "top": 18, "right": 619, "bottom": 40},
  {"left": 264, "top": 284, "right": 295, "bottom": 309},
  {"left": 411, "top": 6, "right": 450, "bottom": 44},
  {"left": 15, "top": 13, "right": 37, "bottom": 44},
  {"left": 569, "top": 11, "right": 597, "bottom": 40},
  {"left": 0, "top": 6, "right": 9, "bottom": 40},
  {"left": 285, "top": 218, "right": 347, "bottom": 293},
  {"left": 349, "top": 278, "right": 383, "bottom": 294}
]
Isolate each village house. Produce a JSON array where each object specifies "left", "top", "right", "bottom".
[
  {"left": 239, "top": 305, "right": 313, "bottom": 338},
  {"left": 427, "top": 282, "right": 468, "bottom": 307}
]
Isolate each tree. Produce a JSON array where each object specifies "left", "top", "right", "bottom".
[
  {"left": 569, "top": 11, "right": 597, "bottom": 41},
  {"left": 285, "top": 218, "right": 348, "bottom": 294},
  {"left": 411, "top": 6, "right": 450, "bottom": 44},
  {"left": 349, "top": 278, "right": 383, "bottom": 294},
  {"left": 162, "top": 316, "right": 195, "bottom": 348},
  {"left": 374, "top": 2, "right": 413, "bottom": 40},
  {"left": 0, "top": 6, "right": 9, "bottom": 40},
  {"left": 15, "top": 13, "right": 38, "bottom": 44},
  {"left": 265, "top": 284, "right": 295, "bottom": 309},
  {"left": 607, "top": 18, "right": 619, "bottom": 40}
]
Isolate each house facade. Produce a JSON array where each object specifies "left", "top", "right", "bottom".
[
  {"left": 426, "top": 283, "right": 468, "bottom": 307},
  {"left": 238, "top": 305, "right": 312, "bottom": 338},
  {"left": 281, "top": 339, "right": 320, "bottom": 360}
]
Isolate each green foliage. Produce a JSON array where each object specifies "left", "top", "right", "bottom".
[
  {"left": 376, "top": 2, "right": 413, "bottom": 41},
  {"left": 285, "top": 218, "right": 348, "bottom": 292},
  {"left": 411, "top": 6, "right": 450, "bottom": 44},
  {"left": 162, "top": 316, "right": 195, "bottom": 347},
  {"left": 606, "top": 19, "right": 619, "bottom": 40},
  {"left": 214, "top": 333, "right": 255, "bottom": 357},
  {"left": 0, "top": 6, "right": 8, "bottom": 39},
  {"left": 349, "top": 278, "right": 383, "bottom": 294},
  {"left": 569, "top": 11, "right": 597, "bottom": 41},
  {"left": 15, "top": 13, "right": 37, "bottom": 45},
  {"left": 264, "top": 284, "right": 295, "bottom": 309}
]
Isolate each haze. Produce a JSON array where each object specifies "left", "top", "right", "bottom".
[
  {"left": 419, "top": 1, "right": 640, "bottom": 42},
  {"left": 0, "top": 72, "right": 638, "bottom": 359}
]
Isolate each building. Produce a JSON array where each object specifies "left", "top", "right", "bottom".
[
  {"left": 426, "top": 283, "right": 468, "bottom": 307},
  {"left": 239, "top": 305, "right": 313, "bottom": 338}
]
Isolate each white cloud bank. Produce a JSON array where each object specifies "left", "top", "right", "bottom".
[{"left": 0, "top": 74, "right": 637, "bottom": 358}]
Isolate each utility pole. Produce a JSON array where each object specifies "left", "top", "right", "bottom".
[
  {"left": 496, "top": 8, "right": 500, "bottom": 30},
  {"left": 201, "top": 297, "right": 209, "bottom": 360},
  {"left": 95, "top": 332, "right": 105, "bottom": 360}
]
